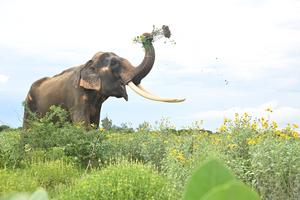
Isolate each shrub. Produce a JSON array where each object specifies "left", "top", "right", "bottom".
[
  {"left": 59, "top": 161, "right": 174, "bottom": 200},
  {"left": 0, "top": 130, "right": 22, "bottom": 168},
  {"left": 97, "top": 132, "right": 166, "bottom": 169},
  {"left": 249, "top": 136, "right": 300, "bottom": 200},
  {"left": 24, "top": 106, "right": 71, "bottom": 150},
  {"left": 24, "top": 106, "right": 106, "bottom": 167},
  {"left": 161, "top": 133, "right": 222, "bottom": 196},
  {"left": 23, "top": 147, "right": 71, "bottom": 165}
]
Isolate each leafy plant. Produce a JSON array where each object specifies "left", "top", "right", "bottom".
[
  {"left": 0, "top": 130, "right": 22, "bottom": 168},
  {"left": 0, "top": 188, "right": 48, "bottom": 200}
]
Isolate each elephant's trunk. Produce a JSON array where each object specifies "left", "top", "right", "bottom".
[
  {"left": 120, "top": 33, "right": 155, "bottom": 84},
  {"left": 119, "top": 31, "right": 185, "bottom": 103},
  {"left": 132, "top": 33, "right": 155, "bottom": 85}
]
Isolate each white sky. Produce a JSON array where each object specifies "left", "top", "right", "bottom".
[{"left": 0, "top": 0, "right": 299, "bottom": 130}]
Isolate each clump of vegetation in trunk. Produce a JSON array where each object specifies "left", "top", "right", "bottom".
[{"left": 133, "top": 25, "right": 176, "bottom": 49}]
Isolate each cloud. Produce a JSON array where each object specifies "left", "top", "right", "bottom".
[{"left": 0, "top": 74, "right": 9, "bottom": 84}]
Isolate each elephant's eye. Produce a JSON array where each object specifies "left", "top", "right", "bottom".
[
  {"left": 90, "top": 66, "right": 96, "bottom": 71},
  {"left": 111, "top": 64, "right": 120, "bottom": 73},
  {"left": 110, "top": 59, "right": 120, "bottom": 73},
  {"left": 110, "top": 59, "right": 118, "bottom": 66}
]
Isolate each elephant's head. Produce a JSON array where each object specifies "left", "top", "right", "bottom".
[{"left": 75, "top": 33, "right": 185, "bottom": 103}]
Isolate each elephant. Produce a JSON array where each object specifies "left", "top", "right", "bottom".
[{"left": 23, "top": 32, "right": 185, "bottom": 129}]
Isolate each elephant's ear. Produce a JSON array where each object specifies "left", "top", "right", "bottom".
[{"left": 76, "top": 60, "right": 101, "bottom": 91}]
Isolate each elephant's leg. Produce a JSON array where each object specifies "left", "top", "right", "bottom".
[
  {"left": 90, "top": 103, "right": 102, "bottom": 129},
  {"left": 71, "top": 105, "right": 91, "bottom": 128},
  {"left": 90, "top": 97, "right": 107, "bottom": 129}
]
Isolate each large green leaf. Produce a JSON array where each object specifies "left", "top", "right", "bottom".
[
  {"left": 201, "top": 181, "right": 260, "bottom": 200},
  {"left": 29, "top": 189, "right": 48, "bottom": 200},
  {"left": 0, "top": 189, "right": 48, "bottom": 200},
  {"left": 183, "top": 159, "right": 235, "bottom": 200}
]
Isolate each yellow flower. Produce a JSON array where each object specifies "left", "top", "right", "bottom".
[
  {"left": 251, "top": 122, "right": 258, "bottom": 130},
  {"left": 227, "top": 144, "right": 237, "bottom": 149},
  {"left": 259, "top": 117, "right": 265, "bottom": 123},
  {"left": 271, "top": 121, "right": 278, "bottom": 130},
  {"left": 279, "top": 133, "right": 289, "bottom": 140},
  {"left": 275, "top": 130, "right": 282, "bottom": 136},
  {"left": 265, "top": 107, "right": 273, "bottom": 113},
  {"left": 247, "top": 138, "right": 257, "bottom": 145},
  {"left": 226, "top": 134, "right": 232, "bottom": 140},
  {"left": 262, "top": 121, "right": 269, "bottom": 129},
  {"left": 292, "top": 131, "right": 299, "bottom": 138},
  {"left": 218, "top": 124, "right": 227, "bottom": 132},
  {"left": 170, "top": 149, "right": 177, "bottom": 157},
  {"left": 177, "top": 152, "right": 186, "bottom": 163},
  {"left": 223, "top": 117, "right": 231, "bottom": 124},
  {"left": 234, "top": 113, "right": 240, "bottom": 124},
  {"left": 292, "top": 123, "right": 299, "bottom": 129}
]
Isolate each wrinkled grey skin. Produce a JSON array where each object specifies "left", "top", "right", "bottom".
[{"left": 23, "top": 35, "right": 155, "bottom": 129}]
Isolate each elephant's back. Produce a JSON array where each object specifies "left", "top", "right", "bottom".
[{"left": 29, "top": 68, "right": 77, "bottom": 113}]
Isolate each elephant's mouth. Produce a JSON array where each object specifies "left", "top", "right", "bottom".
[{"left": 114, "top": 84, "right": 128, "bottom": 101}]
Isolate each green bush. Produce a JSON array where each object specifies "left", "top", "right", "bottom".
[
  {"left": 23, "top": 147, "right": 72, "bottom": 165},
  {"left": 0, "top": 130, "right": 22, "bottom": 168},
  {"left": 59, "top": 161, "right": 174, "bottom": 200},
  {"left": 97, "top": 132, "right": 166, "bottom": 168},
  {"left": 249, "top": 137, "right": 300, "bottom": 200},
  {"left": 24, "top": 106, "right": 106, "bottom": 167}
]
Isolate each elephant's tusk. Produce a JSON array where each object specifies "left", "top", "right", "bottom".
[
  {"left": 127, "top": 82, "right": 185, "bottom": 103},
  {"left": 137, "top": 84, "right": 157, "bottom": 95}
]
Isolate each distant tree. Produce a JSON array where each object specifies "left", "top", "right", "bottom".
[
  {"left": 0, "top": 124, "right": 10, "bottom": 132},
  {"left": 137, "top": 121, "right": 152, "bottom": 132},
  {"left": 120, "top": 122, "right": 134, "bottom": 133},
  {"left": 101, "top": 117, "right": 112, "bottom": 130}
]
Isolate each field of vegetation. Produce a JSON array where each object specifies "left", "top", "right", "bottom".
[{"left": 0, "top": 106, "right": 299, "bottom": 200}]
